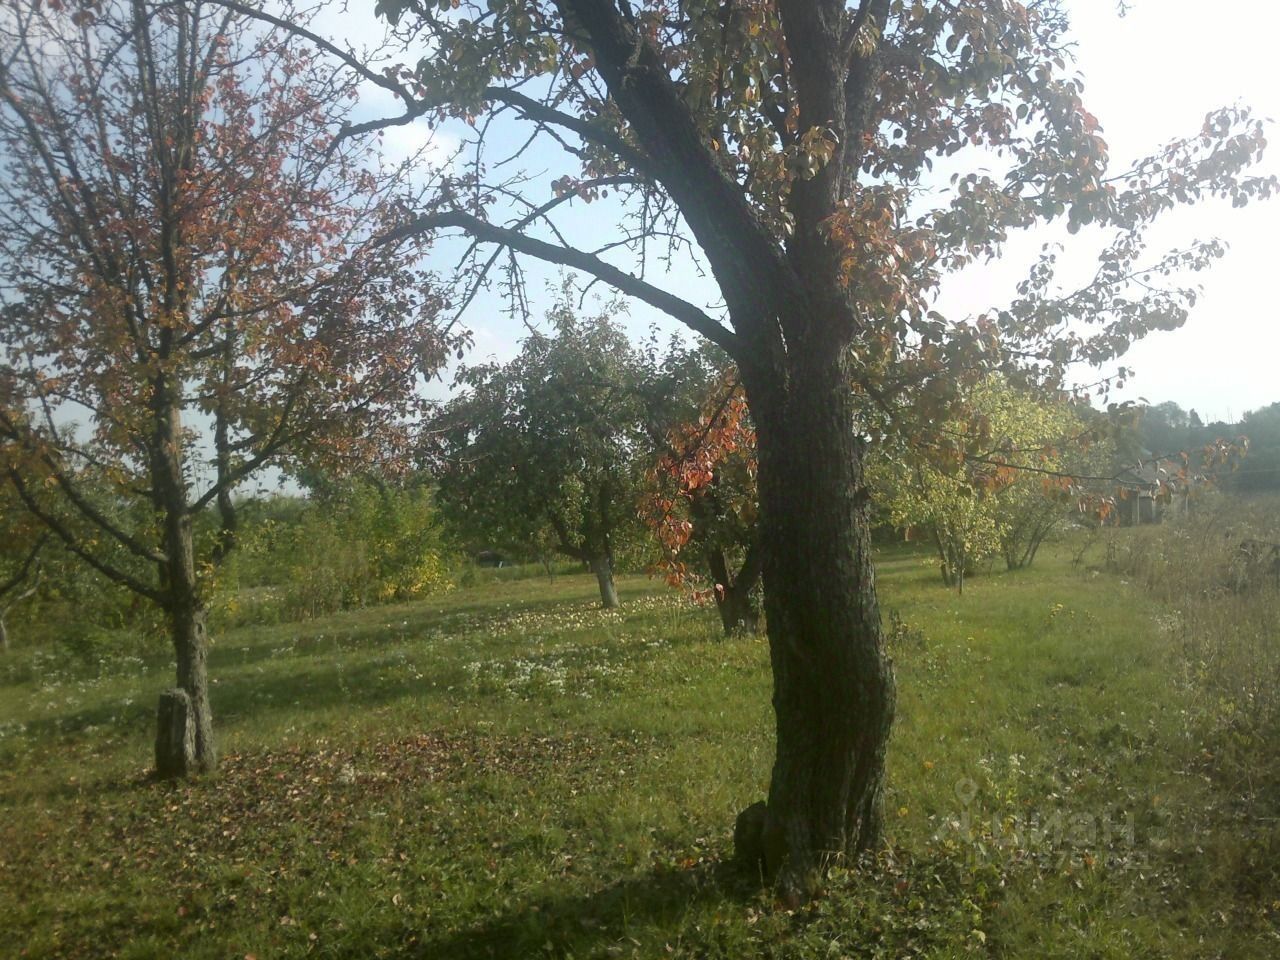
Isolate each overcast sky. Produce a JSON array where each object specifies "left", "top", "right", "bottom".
[{"left": 323, "top": 0, "right": 1279, "bottom": 422}]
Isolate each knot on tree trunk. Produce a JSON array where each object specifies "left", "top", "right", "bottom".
[{"left": 155, "top": 688, "right": 196, "bottom": 779}]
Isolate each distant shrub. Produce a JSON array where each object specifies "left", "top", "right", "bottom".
[{"left": 215, "top": 481, "right": 454, "bottom": 624}]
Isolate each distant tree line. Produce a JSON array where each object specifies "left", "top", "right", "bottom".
[{"left": 1131, "top": 401, "right": 1280, "bottom": 495}]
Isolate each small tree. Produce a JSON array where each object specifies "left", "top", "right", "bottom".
[
  {"left": 435, "top": 294, "right": 656, "bottom": 607},
  {"left": 0, "top": 2, "right": 455, "bottom": 776},
  {"left": 993, "top": 416, "right": 1112, "bottom": 572},
  {"left": 647, "top": 374, "right": 762, "bottom": 634},
  {"left": 873, "top": 377, "right": 1095, "bottom": 591}
]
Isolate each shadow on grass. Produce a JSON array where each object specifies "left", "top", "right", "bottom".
[
  {"left": 204, "top": 580, "right": 661, "bottom": 673},
  {"left": 0, "top": 764, "right": 161, "bottom": 806},
  {"left": 406, "top": 858, "right": 760, "bottom": 960},
  {"left": 1, "top": 650, "right": 456, "bottom": 763}
]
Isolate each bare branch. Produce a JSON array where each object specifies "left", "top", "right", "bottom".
[
  {"left": 384, "top": 209, "right": 743, "bottom": 358},
  {"left": 482, "top": 86, "right": 654, "bottom": 176}
]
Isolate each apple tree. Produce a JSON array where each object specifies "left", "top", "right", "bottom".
[{"left": 0, "top": 1, "right": 458, "bottom": 776}]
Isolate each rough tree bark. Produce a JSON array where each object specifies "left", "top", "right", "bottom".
[
  {"left": 155, "top": 688, "right": 196, "bottom": 778},
  {"left": 740, "top": 346, "right": 896, "bottom": 894}
]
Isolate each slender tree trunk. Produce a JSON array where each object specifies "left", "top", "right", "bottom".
[
  {"left": 739, "top": 351, "right": 896, "bottom": 898},
  {"left": 589, "top": 555, "right": 620, "bottom": 609},
  {"left": 0, "top": 615, "right": 7, "bottom": 653},
  {"left": 151, "top": 377, "right": 216, "bottom": 777},
  {"left": 708, "top": 546, "right": 762, "bottom": 635},
  {"left": 931, "top": 528, "right": 955, "bottom": 587},
  {"left": 211, "top": 325, "right": 238, "bottom": 564},
  {"left": 1024, "top": 532, "right": 1044, "bottom": 569},
  {"left": 164, "top": 593, "right": 215, "bottom": 772}
]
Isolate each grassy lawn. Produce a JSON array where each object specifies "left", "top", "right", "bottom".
[{"left": 2, "top": 543, "right": 1277, "bottom": 958}]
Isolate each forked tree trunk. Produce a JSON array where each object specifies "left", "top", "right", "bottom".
[
  {"left": 715, "top": 584, "right": 760, "bottom": 635},
  {"left": 590, "top": 555, "right": 620, "bottom": 609},
  {"left": 708, "top": 546, "right": 762, "bottom": 635},
  {"left": 739, "top": 351, "right": 896, "bottom": 898}
]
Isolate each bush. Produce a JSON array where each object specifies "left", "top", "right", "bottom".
[{"left": 215, "top": 481, "right": 453, "bottom": 624}]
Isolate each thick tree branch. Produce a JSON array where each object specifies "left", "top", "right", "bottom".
[
  {"left": 547, "top": 511, "right": 588, "bottom": 562},
  {"left": 555, "top": 0, "right": 799, "bottom": 342}
]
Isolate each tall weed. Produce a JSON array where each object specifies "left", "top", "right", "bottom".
[{"left": 1108, "top": 494, "right": 1280, "bottom": 774}]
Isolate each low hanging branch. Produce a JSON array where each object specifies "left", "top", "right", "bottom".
[{"left": 381, "top": 209, "right": 742, "bottom": 356}]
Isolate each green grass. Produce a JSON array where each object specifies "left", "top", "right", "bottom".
[{"left": 2, "top": 542, "right": 1278, "bottom": 958}]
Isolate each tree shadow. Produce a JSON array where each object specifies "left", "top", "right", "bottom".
[
  {"left": 204, "top": 581, "right": 654, "bottom": 673},
  {"left": 406, "top": 858, "right": 761, "bottom": 960},
  {"left": 0, "top": 764, "right": 159, "bottom": 806}
]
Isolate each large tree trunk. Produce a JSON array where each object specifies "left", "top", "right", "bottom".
[
  {"left": 739, "top": 351, "right": 896, "bottom": 899},
  {"left": 589, "top": 555, "right": 620, "bottom": 609}
]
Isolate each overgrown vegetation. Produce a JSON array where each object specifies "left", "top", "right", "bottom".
[
  {"left": 1100, "top": 494, "right": 1280, "bottom": 797},
  {"left": 216, "top": 482, "right": 454, "bottom": 627}
]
